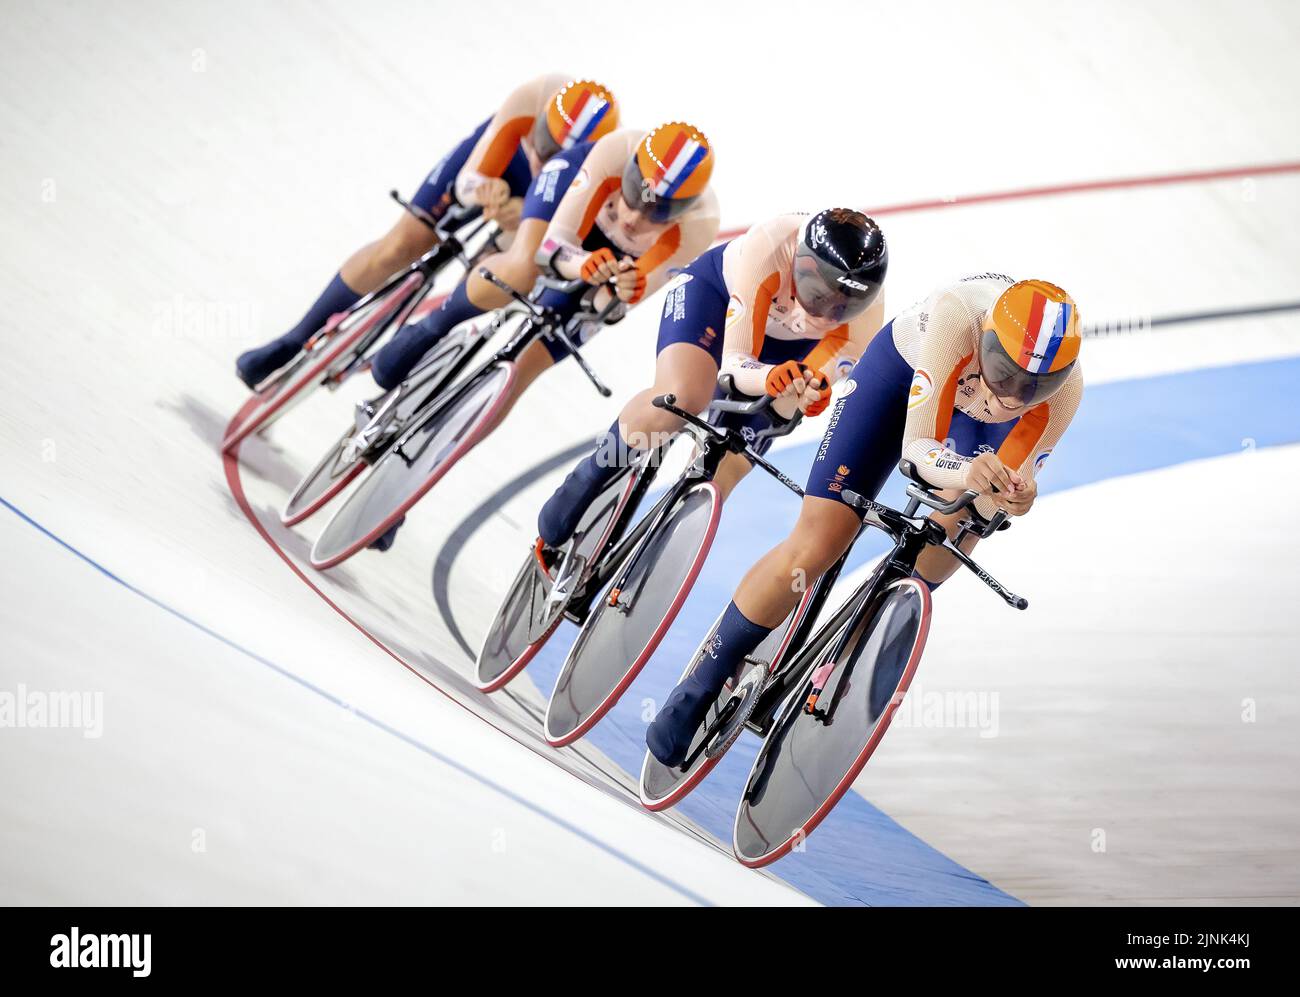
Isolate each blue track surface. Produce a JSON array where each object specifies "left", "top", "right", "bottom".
[{"left": 524, "top": 356, "right": 1300, "bottom": 906}]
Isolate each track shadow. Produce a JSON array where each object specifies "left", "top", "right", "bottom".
[
  {"left": 430, "top": 440, "right": 591, "bottom": 658},
  {"left": 165, "top": 392, "right": 304, "bottom": 494},
  {"left": 253, "top": 501, "right": 370, "bottom": 598}
]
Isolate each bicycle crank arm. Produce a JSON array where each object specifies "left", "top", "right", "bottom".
[{"left": 679, "top": 696, "right": 741, "bottom": 772}]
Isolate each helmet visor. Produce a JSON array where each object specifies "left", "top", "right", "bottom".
[
  {"left": 620, "top": 157, "right": 695, "bottom": 223},
  {"left": 792, "top": 251, "right": 877, "bottom": 323},
  {"left": 979, "top": 329, "right": 1073, "bottom": 407}
]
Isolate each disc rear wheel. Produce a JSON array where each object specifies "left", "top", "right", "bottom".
[
  {"left": 474, "top": 466, "right": 639, "bottom": 692},
  {"left": 732, "top": 578, "right": 932, "bottom": 867},
  {"left": 281, "top": 327, "right": 475, "bottom": 526},
  {"left": 544, "top": 482, "right": 721, "bottom": 748},
  {"left": 309, "top": 362, "right": 515, "bottom": 569}
]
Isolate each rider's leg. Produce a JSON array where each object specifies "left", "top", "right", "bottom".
[
  {"left": 369, "top": 143, "right": 591, "bottom": 392},
  {"left": 370, "top": 218, "right": 548, "bottom": 390},
  {"left": 647, "top": 323, "right": 914, "bottom": 765},
  {"left": 618, "top": 343, "right": 719, "bottom": 447},
  {"left": 537, "top": 341, "right": 718, "bottom": 547},
  {"left": 338, "top": 210, "right": 440, "bottom": 296},
  {"left": 538, "top": 246, "right": 730, "bottom": 548},
  {"left": 712, "top": 451, "right": 754, "bottom": 502},
  {"left": 235, "top": 266, "right": 369, "bottom": 388},
  {"left": 644, "top": 495, "right": 860, "bottom": 765},
  {"left": 235, "top": 118, "right": 508, "bottom": 390},
  {"left": 735, "top": 497, "right": 863, "bottom": 625},
  {"left": 914, "top": 507, "right": 979, "bottom": 588}
]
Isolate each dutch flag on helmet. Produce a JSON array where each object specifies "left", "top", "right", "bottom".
[
  {"left": 650, "top": 132, "right": 710, "bottom": 198},
  {"left": 559, "top": 89, "right": 611, "bottom": 148},
  {"left": 1018, "top": 292, "right": 1073, "bottom": 373}
]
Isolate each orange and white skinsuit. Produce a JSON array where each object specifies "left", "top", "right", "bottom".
[
  {"left": 535, "top": 127, "right": 720, "bottom": 309},
  {"left": 452, "top": 72, "right": 573, "bottom": 220},
  {"left": 460, "top": 128, "right": 720, "bottom": 439},
  {"left": 732, "top": 272, "right": 1085, "bottom": 635},
  {"left": 719, "top": 213, "right": 885, "bottom": 407},
  {"left": 888, "top": 274, "right": 1084, "bottom": 521}
]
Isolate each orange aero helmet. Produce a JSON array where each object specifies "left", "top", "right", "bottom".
[
  {"left": 978, "top": 279, "right": 1081, "bottom": 407},
  {"left": 620, "top": 122, "right": 713, "bottom": 222},
  {"left": 531, "top": 79, "right": 619, "bottom": 161}
]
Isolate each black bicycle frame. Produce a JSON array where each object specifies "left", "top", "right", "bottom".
[
  {"left": 744, "top": 471, "right": 1021, "bottom": 734},
  {"left": 744, "top": 517, "right": 942, "bottom": 734},
  {"left": 565, "top": 394, "right": 799, "bottom": 622},
  {"left": 387, "top": 281, "right": 614, "bottom": 470},
  {"left": 331, "top": 210, "right": 497, "bottom": 382}
]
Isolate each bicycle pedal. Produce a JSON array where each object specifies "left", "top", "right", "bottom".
[{"left": 728, "top": 656, "right": 763, "bottom": 691}]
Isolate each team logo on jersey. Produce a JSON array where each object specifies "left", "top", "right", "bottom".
[
  {"left": 541, "top": 158, "right": 569, "bottom": 173},
  {"left": 923, "top": 447, "right": 964, "bottom": 471},
  {"left": 908, "top": 369, "right": 934, "bottom": 410},
  {"left": 725, "top": 294, "right": 745, "bottom": 328},
  {"left": 1034, "top": 450, "right": 1051, "bottom": 472},
  {"left": 838, "top": 378, "right": 858, "bottom": 398},
  {"left": 663, "top": 272, "right": 692, "bottom": 322},
  {"left": 828, "top": 463, "right": 851, "bottom": 494},
  {"left": 663, "top": 272, "right": 693, "bottom": 292},
  {"left": 569, "top": 168, "right": 589, "bottom": 192},
  {"left": 960, "top": 272, "right": 1015, "bottom": 285}
]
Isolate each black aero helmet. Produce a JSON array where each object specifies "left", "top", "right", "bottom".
[{"left": 793, "top": 208, "right": 888, "bottom": 323}]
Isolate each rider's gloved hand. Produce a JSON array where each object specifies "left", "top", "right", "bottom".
[
  {"left": 614, "top": 260, "right": 648, "bottom": 304},
  {"left": 580, "top": 248, "right": 621, "bottom": 284},
  {"left": 764, "top": 360, "right": 810, "bottom": 397},
  {"left": 998, "top": 475, "right": 1037, "bottom": 516},
  {"left": 799, "top": 369, "right": 830, "bottom": 416},
  {"left": 965, "top": 451, "right": 1022, "bottom": 497}
]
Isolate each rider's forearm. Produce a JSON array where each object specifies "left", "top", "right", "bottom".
[
  {"left": 719, "top": 350, "right": 769, "bottom": 397},
  {"left": 901, "top": 436, "right": 971, "bottom": 491},
  {"left": 551, "top": 253, "right": 584, "bottom": 281},
  {"left": 535, "top": 232, "right": 584, "bottom": 279}
]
